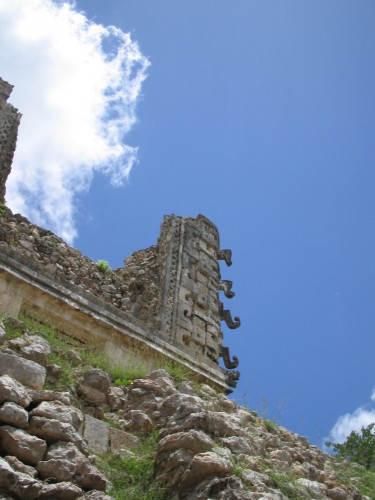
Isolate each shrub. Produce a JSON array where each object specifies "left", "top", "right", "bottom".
[
  {"left": 326, "top": 423, "right": 375, "bottom": 469},
  {"left": 96, "top": 259, "right": 111, "bottom": 272}
]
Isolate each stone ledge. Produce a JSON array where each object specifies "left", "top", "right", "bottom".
[{"left": 0, "top": 249, "right": 231, "bottom": 393}]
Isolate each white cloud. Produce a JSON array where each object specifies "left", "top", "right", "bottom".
[
  {"left": 325, "top": 388, "right": 375, "bottom": 445},
  {"left": 0, "top": 0, "right": 150, "bottom": 243}
]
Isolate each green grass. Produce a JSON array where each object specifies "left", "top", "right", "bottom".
[
  {"left": 266, "top": 470, "right": 306, "bottom": 500},
  {"left": 263, "top": 419, "right": 277, "bottom": 433},
  {"left": 333, "top": 462, "right": 375, "bottom": 499},
  {"left": 5, "top": 316, "right": 201, "bottom": 391},
  {"left": 82, "top": 349, "right": 147, "bottom": 386},
  {"left": 232, "top": 457, "right": 249, "bottom": 479},
  {"left": 98, "top": 431, "right": 165, "bottom": 500},
  {"left": 21, "top": 316, "right": 68, "bottom": 349},
  {"left": 163, "top": 360, "right": 201, "bottom": 393},
  {"left": 3, "top": 318, "right": 26, "bottom": 340},
  {"left": 17, "top": 316, "right": 148, "bottom": 388},
  {"left": 46, "top": 352, "right": 76, "bottom": 390}
]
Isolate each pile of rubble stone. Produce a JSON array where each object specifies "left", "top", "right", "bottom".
[{"left": 0, "top": 319, "right": 370, "bottom": 499}]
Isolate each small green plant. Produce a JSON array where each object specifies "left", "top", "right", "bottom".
[
  {"left": 96, "top": 259, "right": 111, "bottom": 273},
  {"left": 163, "top": 360, "right": 200, "bottom": 391},
  {"left": 12, "top": 317, "right": 78, "bottom": 390},
  {"left": 232, "top": 457, "right": 250, "bottom": 478},
  {"left": 82, "top": 349, "right": 147, "bottom": 385},
  {"left": 266, "top": 470, "right": 304, "bottom": 500},
  {"left": 263, "top": 419, "right": 277, "bottom": 433},
  {"left": 98, "top": 430, "right": 164, "bottom": 500},
  {"left": 326, "top": 423, "right": 375, "bottom": 469},
  {"left": 46, "top": 352, "right": 76, "bottom": 390},
  {"left": 3, "top": 317, "right": 25, "bottom": 340}
]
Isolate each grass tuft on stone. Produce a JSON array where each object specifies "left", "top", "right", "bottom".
[{"left": 98, "top": 430, "right": 165, "bottom": 500}]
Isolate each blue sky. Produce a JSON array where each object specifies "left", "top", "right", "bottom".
[{"left": 1, "top": 0, "right": 375, "bottom": 447}]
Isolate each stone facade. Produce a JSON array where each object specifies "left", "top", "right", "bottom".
[
  {"left": 0, "top": 78, "right": 21, "bottom": 203},
  {"left": 0, "top": 78, "right": 240, "bottom": 393},
  {"left": 0, "top": 209, "right": 240, "bottom": 391}
]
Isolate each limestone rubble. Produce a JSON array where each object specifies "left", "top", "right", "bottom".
[{"left": 0, "top": 319, "right": 371, "bottom": 499}]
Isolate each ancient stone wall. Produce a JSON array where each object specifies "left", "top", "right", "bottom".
[
  {"left": 0, "top": 77, "right": 240, "bottom": 392},
  {"left": 0, "top": 208, "right": 240, "bottom": 389},
  {"left": 0, "top": 78, "right": 21, "bottom": 203}
]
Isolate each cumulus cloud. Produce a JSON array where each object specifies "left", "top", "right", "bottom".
[
  {"left": 0, "top": 0, "right": 149, "bottom": 243},
  {"left": 326, "top": 389, "right": 375, "bottom": 445}
]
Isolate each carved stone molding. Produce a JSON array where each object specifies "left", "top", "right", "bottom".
[
  {"left": 219, "top": 302, "right": 241, "bottom": 329},
  {"left": 219, "top": 280, "right": 235, "bottom": 299},
  {"left": 220, "top": 346, "right": 239, "bottom": 369},
  {"left": 217, "top": 249, "right": 232, "bottom": 267}
]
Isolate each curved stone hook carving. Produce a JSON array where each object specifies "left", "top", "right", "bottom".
[
  {"left": 217, "top": 249, "right": 232, "bottom": 267},
  {"left": 225, "top": 370, "right": 240, "bottom": 390},
  {"left": 219, "top": 280, "right": 235, "bottom": 299},
  {"left": 220, "top": 346, "right": 239, "bottom": 369},
  {"left": 219, "top": 302, "right": 241, "bottom": 329}
]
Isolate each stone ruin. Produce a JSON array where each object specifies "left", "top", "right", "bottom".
[
  {"left": 0, "top": 78, "right": 21, "bottom": 204},
  {"left": 0, "top": 78, "right": 240, "bottom": 393}
]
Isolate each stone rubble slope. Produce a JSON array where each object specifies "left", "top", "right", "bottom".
[{"left": 0, "top": 318, "right": 371, "bottom": 500}]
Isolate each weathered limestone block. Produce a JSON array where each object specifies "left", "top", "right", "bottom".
[
  {"left": 29, "top": 389, "right": 71, "bottom": 405},
  {"left": 79, "top": 368, "right": 111, "bottom": 392},
  {"left": 107, "top": 385, "right": 126, "bottom": 410},
  {"left": 29, "top": 400, "right": 83, "bottom": 431},
  {"left": 29, "top": 416, "right": 88, "bottom": 454},
  {"left": 159, "top": 393, "right": 204, "bottom": 419},
  {"left": 143, "top": 371, "right": 177, "bottom": 395},
  {"left": 241, "top": 469, "right": 273, "bottom": 489},
  {"left": 38, "top": 481, "right": 83, "bottom": 499},
  {"left": 197, "top": 476, "right": 249, "bottom": 500},
  {"left": 83, "top": 414, "right": 109, "bottom": 455},
  {"left": 157, "top": 429, "right": 213, "bottom": 456},
  {"left": 162, "top": 411, "right": 244, "bottom": 438},
  {"left": 0, "top": 374, "right": 31, "bottom": 407},
  {"left": 75, "top": 466, "right": 108, "bottom": 491},
  {"left": 4, "top": 455, "right": 38, "bottom": 478},
  {"left": 0, "top": 401, "right": 29, "bottom": 428},
  {"left": 109, "top": 427, "right": 140, "bottom": 455},
  {"left": 76, "top": 384, "right": 107, "bottom": 406},
  {"left": 0, "top": 457, "right": 42, "bottom": 500},
  {"left": 0, "top": 425, "right": 47, "bottom": 465},
  {"left": 270, "top": 448, "right": 292, "bottom": 465},
  {"left": 37, "top": 458, "right": 76, "bottom": 481},
  {"left": 168, "top": 449, "right": 194, "bottom": 475},
  {"left": 8, "top": 334, "right": 51, "bottom": 364},
  {"left": 123, "top": 409, "right": 153, "bottom": 435},
  {"left": 45, "top": 363, "right": 62, "bottom": 384},
  {"left": 178, "top": 452, "right": 232, "bottom": 492},
  {"left": 222, "top": 436, "right": 252, "bottom": 455},
  {"left": 295, "top": 478, "right": 328, "bottom": 499},
  {"left": 44, "top": 439, "right": 107, "bottom": 490},
  {"left": 46, "top": 441, "right": 89, "bottom": 474},
  {"left": 0, "top": 352, "right": 46, "bottom": 389},
  {"left": 326, "top": 487, "right": 350, "bottom": 500}
]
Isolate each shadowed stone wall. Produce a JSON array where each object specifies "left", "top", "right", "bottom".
[{"left": 0, "top": 78, "right": 21, "bottom": 203}]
